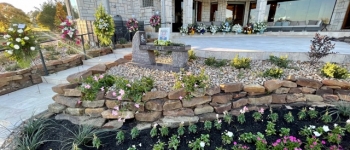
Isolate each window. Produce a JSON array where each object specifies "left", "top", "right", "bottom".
[{"left": 143, "top": 0, "right": 153, "bottom": 7}]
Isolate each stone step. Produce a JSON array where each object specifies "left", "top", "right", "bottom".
[
  {"left": 113, "top": 48, "right": 132, "bottom": 55},
  {"left": 41, "top": 65, "right": 92, "bottom": 84}
]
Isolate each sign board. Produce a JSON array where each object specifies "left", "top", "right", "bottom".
[{"left": 158, "top": 28, "right": 171, "bottom": 41}]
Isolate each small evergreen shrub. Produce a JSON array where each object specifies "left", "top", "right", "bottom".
[
  {"left": 188, "top": 49, "right": 197, "bottom": 61},
  {"left": 321, "top": 63, "right": 349, "bottom": 79},
  {"left": 268, "top": 55, "right": 290, "bottom": 68},
  {"left": 119, "top": 38, "right": 127, "bottom": 44},
  {"left": 204, "top": 57, "right": 216, "bottom": 66},
  {"left": 231, "top": 55, "right": 251, "bottom": 69},
  {"left": 154, "top": 50, "right": 160, "bottom": 57},
  {"left": 205, "top": 57, "right": 227, "bottom": 67},
  {"left": 263, "top": 68, "right": 284, "bottom": 78},
  {"left": 308, "top": 33, "right": 336, "bottom": 64}
]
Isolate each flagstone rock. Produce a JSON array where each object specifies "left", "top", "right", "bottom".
[
  {"left": 232, "top": 98, "right": 249, "bottom": 108},
  {"left": 182, "top": 96, "right": 211, "bottom": 107},
  {"left": 206, "top": 86, "right": 220, "bottom": 95},
  {"left": 81, "top": 118, "right": 106, "bottom": 128},
  {"left": 288, "top": 87, "right": 302, "bottom": 94},
  {"left": 212, "top": 94, "right": 232, "bottom": 104},
  {"left": 248, "top": 95, "right": 272, "bottom": 105},
  {"left": 55, "top": 114, "right": 90, "bottom": 125},
  {"left": 66, "top": 70, "right": 92, "bottom": 83},
  {"left": 135, "top": 111, "right": 162, "bottom": 122},
  {"left": 282, "top": 81, "right": 297, "bottom": 88},
  {"left": 105, "top": 100, "right": 118, "bottom": 109},
  {"left": 52, "top": 83, "right": 79, "bottom": 94},
  {"left": 163, "top": 100, "right": 182, "bottom": 111},
  {"left": 103, "top": 120, "right": 123, "bottom": 129},
  {"left": 145, "top": 99, "right": 165, "bottom": 111},
  {"left": 163, "top": 108, "right": 194, "bottom": 116},
  {"left": 168, "top": 88, "right": 186, "bottom": 100},
  {"left": 85, "top": 108, "right": 105, "bottom": 117},
  {"left": 191, "top": 88, "right": 206, "bottom": 97},
  {"left": 296, "top": 78, "right": 322, "bottom": 89},
  {"left": 48, "top": 103, "right": 66, "bottom": 113},
  {"left": 322, "top": 80, "right": 350, "bottom": 89},
  {"left": 66, "top": 108, "right": 85, "bottom": 116},
  {"left": 272, "top": 94, "right": 287, "bottom": 104},
  {"left": 316, "top": 89, "right": 333, "bottom": 96},
  {"left": 244, "top": 84, "right": 265, "bottom": 93},
  {"left": 142, "top": 91, "right": 167, "bottom": 101},
  {"left": 264, "top": 80, "right": 283, "bottom": 92},
  {"left": 220, "top": 83, "right": 243, "bottom": 93},
  {"left": 64, "top": 89, "right": 82, "bottom": 97},
  {"left": 88, "top": 64, "right": 107, "bottom": 74},
  {"left": 275, "top": 88, "right": 290, "bottom": 94},
  {"left": 233, "top": 92, "right": 247, "bottom": 99},
  {"left": 82, "top": 100, "right": 105, "bottom": 108},
  {"left": 198, "top": 113, "right": 219, "bottom": 122},
  {"left": 322, "top": 94, "right": 339, "bottom": 101},
  {"left": 53, "top": 94, "right": 79, "bottom": 108},
  {"left": 213, "top": 102, "right": 232, "bottom": 114},
  {"left": 321, "top": 86, "right": 341, "bottom": 90},
  {"left": 334, "top": 89, "right": 350, "bottom": 101},
  {"left": 101, "top": 110, "right": 134, "bottom": 119},
  {"left": 136, "top": 123, "right": 152, "bottom": 130},
  {"left": 304, "top": 94, "right": 323, "bottom": 102},
  {"left": 286, "top": 93, "right": 306, "bottom": 103},
  {"left": 158, "top": 116, "right": 199, "bottom": 128},
  {"left": 284, "top": 75, "right": 296, "bottom": 81},
  {"left": 300, "top": 87, "right": 316, "bottom": 94},
  {"left": 194, "top": 104, "right": 214, "bottom": 115}
]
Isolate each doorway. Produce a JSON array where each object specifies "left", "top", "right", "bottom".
[
  {"left": 173, "top": 0, "right": 183, "bottom": 32},
  {"left": 226, "top": 4, "right": 245, "bottom": 25},
  {"left": 210, "top": 3, "right": 218, "bottom": 21},
  {"left": 342, "top": 3, "right": 350, "bottom": 29}
]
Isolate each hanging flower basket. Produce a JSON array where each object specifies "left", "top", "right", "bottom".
[
  {"left": 150, "top": 15, "right": 161, "bottom": 31},
  {"left": 126, "top": 18, "right": 139, "bottom": 33}
]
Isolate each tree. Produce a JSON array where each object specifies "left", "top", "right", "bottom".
[
  {"left": 36, "top": 0, "right": 56, "bottom": 30},
  {"left": 0, "top": 3, "right": 30, "bottom": 33},
  {"left": 54, "top": 2, "right": 67, "bottom": 30}
]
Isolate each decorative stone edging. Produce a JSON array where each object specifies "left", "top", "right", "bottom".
[{"left": 49, "top": 60, "right": 350, "bottom": 129}]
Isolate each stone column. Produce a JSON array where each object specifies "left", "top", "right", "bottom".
[
  {"left": 217, "top": 0, "right": 227, "bottom": 21},
  {"left": 243, "top": 1, "right": 250, "bottom": 25},
  {"left": 102, "top": 0, "right": 110, "bottom": 14},
  {"left": 202, "top": 0, "right": 210, "bottom": 21},
  {"left": 165, "top": 0, "right": 173, "bottom": 31},
  {"left": 183, "top": 0, "right": 193, "bottom": 27},
  {"left": 256, "top": 0, "right": 267, "bottom": 22},
  {"left": 329, "top": 0, "right": 350, "bottom": 31}
]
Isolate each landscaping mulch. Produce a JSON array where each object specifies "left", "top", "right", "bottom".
[{"left": 38, "top": 106, "right": 350, "bottom": 150}]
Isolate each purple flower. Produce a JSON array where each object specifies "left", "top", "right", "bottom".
[
  {"left": 233, "top": 141, "right": 237, "bottom": 145},
  {"left": 135, "top": 103, "right": 140, "bottom": 108},
  {"left": 321, "top": 140, "right": 326, "bottom": 145}
]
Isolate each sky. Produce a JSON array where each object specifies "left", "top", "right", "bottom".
[{"left": 0, "top": 0, "right": 48, "bottom": 13}]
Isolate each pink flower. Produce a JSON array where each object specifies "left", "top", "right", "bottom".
[
  {"left": 321, "top": 140, "right": 326, "bottom": 145},
  {"left": 186, "top": 72, "right": 192, "bottom": 76},
  {"left": 243, "top": 106, "right": 248, "bottom": 112},
  {"left": 218, "top": 119, "right": 222, "bottom": 123},
  {"left": 112, "top": 92, "right": 117, "bottom": 97},
  {"left": 119, "top": 89, "right": 125, "bottom": 96},
  {"left": 93, "top": 76, "right": 98, "bottom": 81},
  {"left": 179, "top": 96, "right": 183, "bottom": 100},
  {"left": 135, "top": 103, "right": 140, "bottom": 108},
  {"left": 84, "top": 84, "right": 91, "bottom": 89},
  {"left": 313, "top": 141, "right": 317, "bottom": 145},
  {"left": 99, "top": 74, "right": 104, "bottom": 79},
  {"left": 77, "top": 99, "right": 82, "bottom": 104},
  {"left": 112, "top": 110, "right": 118, "bottom": 116},
  {"left": 194, "top": 84, "right": 198, "bottom": 87},
  {"left": 100, "top": 87, "right": 104, "bottom": 91},
  {"left": 118, "top": 117, "right": 123, "bottom": 122},
  {"left": 143, "top": 93, "right": 146, "bottom": 96},
  {"left": 114, "top": 106, "right": 119, "bottom": 110},
  {"left": 233, "top": 142, "right": 237, "bottom": 145},
  {"left": 117, "top": 96, "right": 122, "bottom": 100},
  {"left": 258, "top": 108, "right": 264, "bottom": 114},
  {"left": 181, "top": 83, "right": 185, "bottom": 87},
  {"left": 126, "top": 84, "right": 131, "bottom": 87}
]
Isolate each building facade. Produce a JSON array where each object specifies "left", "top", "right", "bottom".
[{"left": 67, "top": 0, "right": 350, "bottom": 32}]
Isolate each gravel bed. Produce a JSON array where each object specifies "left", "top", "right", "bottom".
[{"left": 107, "top": 55, "right": 350, "bottom": 92}]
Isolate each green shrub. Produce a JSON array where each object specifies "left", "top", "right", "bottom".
[
  {"left": 188, "top": 49, "right": 197, "bottom": 61},
  {"left": 5, "top": 63, "right": 21, "bottom": 71},
  {"left": 154, "top": 50, "right": 160, "bottom": 57},
  {"left": 268, "top": 55, "right": 290, "bottom": 68},
  {"left": 321, "top": 63, "right": 349, "bottom": 79},
  {"left": 231, "top": 55, "right": 251, "bottom": 69},
  {"left": 174, "top": 69, "right": 209, "bottom": 100},
  {"left": 205, "top": 57, "right": 227, "bottom": 68},
  {"left": 204, "top": 57, "right": 216, "bottom": 66},
  {"left": 263, "top": 68, "right": 284, "bottom": 78},
  {"left": 119, "top": 38, "right": 127, "bottom": 44}
]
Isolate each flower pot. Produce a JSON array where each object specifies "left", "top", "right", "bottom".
[
  {"left": 259, "top": 30, "right": 264, "bottom": 34},
  {"left": 182, "top": 33, "right": 185, "bottom": 36}
]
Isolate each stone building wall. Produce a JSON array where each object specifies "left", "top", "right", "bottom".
[{"left": 329, "top": 0, "right": 350, "bottom": 31}]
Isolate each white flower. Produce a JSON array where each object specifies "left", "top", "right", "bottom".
[
  {"left": 153, "top": 123, "right": 158, "bottom": 128},
  {"left": 8, "top": 28, "right": 13, "bottom": 31},
  {"left": 24, "top": 36, "right": 29, "bottom": 40},
  {"left": 30, "top": 47, "right": 35, "bottom": 51},
  {"left": 323, "top": 125, "right": 330, "bottom": 132},
  {"left": 6, "top": 42, "right": 11, "bottom": 46},
  {"left": 240, "top": 109, "right": 245, "bottom": 114},
  {"left": 60, "top": 22, "right": 67, "bottom": 26},
  {"left": 309, "top": 125, "right": 316, "bottom": 129},
  {"left": 14, "top": 45, "right": 20, "bottom": 49},
  {"left": 6, "top": 50, "right": 13, "bottom": 55},
  {"left": 12, "top": 24, "right": 18, "bottom": 26},
  {"left": 200, "top": 141, "right": 205, "bottom": 147},
  {"left": 216, "top": 114, "right": 219, "bottom": 119},
  {"left": 68, "top": 31, "right": 74, "bottom": 38},
  {"left": 334, "top": 124, "right": 338, "bottom": 127},
  {"left": 347, "top": 119, "right": 350, "bottom": 124},
  {"left": 16, "top": 38, "right": 21, "bottom": 42},
  {"left": 139, "top": 143, "right": 142, "bottom": 147},
  {"left": 3, "top": 34, "right": 10, "bottom": 39},
  {"left": 63, "top": 27, "right": 68, "bottom": 31},
  {"left": 309, "top": 107, "right": 315, "bottom": 110},
  {"left": 226, "top": 131, "right": 233, "bottom": 137},
  {"left": 313, "top": 131, "right": 321, "bottom": 137},
  {"left": 17, "top": 29, "right": 23, "bottom": 33}
]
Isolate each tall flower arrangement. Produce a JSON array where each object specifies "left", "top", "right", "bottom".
[
  {"left": 179, "top": 26, "right": 188, "bottom": 34},
  {"left": 126, "top": 18, "right": 139, "bottom": 33},
  {"left": 93, "top": 5, "right": 115, "bottom": 46},
  {"left": 196, "top": 23, "right": 207, "bottom": 34},
  {"left": 3, "top": 24, "right": 38, "bottom": 68},
  {"left": 221, "top": 22, "right": 231, "bottom": 33},
  {"left": 254, "top": 22, "right": 267, "bottom": 32},
  {"left": 59, "top": 18, "right": 80, "bottom": 44},
  {"left": 209, "top": 25, "right": 219, "bottom": 34},
  {"left": 149, "top": 15, "right": 161, "bottom": 28},
  {"left": 232, "top": 24, "right": 243, "bottom": 33}
]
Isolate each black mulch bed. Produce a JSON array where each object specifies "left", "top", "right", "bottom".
[{"left": 38, "top": 106, "right": 350, "bottom": 150}]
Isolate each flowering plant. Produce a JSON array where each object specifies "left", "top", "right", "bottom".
[
  {"left": 174, "top": 69, "right": 209, "bottom": 100},
  {"left": 188, "top": 134, "right": 210, "bottom": 150},
  {"left": 238, "top": 106, "right": 248, "bottom": 124},
  {"left": 232, "top": 24, "right": 243, "bottom": 33},
  {"left": 221, "top": 22, "right": 231, "bottom": 33},
  {"left": 59, "top": 19, "right": 80, "bottom": 44},
  {"left": 304, "top": 136, "right": 325, "bottom": 150},
  {"left": 126, "top": 18, "right": 138, "bottom": 32},
  {"left": 196, "top": 23, "right": 207, "bottom": 34},
  {"left": 149, "top": 15, "right": 161, "bottom": 28},
  {"left": 209, "top": 25, "right": 219, "bottom": 34},
  {"left": 271, "top": 136, "right": 302, "bottom": 150},
  {"left": 80, "top": 74, "right": 115, "bottom": 101},
  {"left": 93, "top": 5, "right": 115, "bottom": 46},
  {"left": 3, "top": 24, "right": 38, "bottom": 68},
  {"left": 255, "top": 137, "right": 268, "bottom": 150},
  {"left": 222, "top": 130, "right": 234, "bottom": 145},
  {"left": 232, "top": 142, "right": 250, "bottom": 150},
  {"left": 179, "top": 26, "right": 188, "bottom": 34},
  {"left": 254, "top": 22, "right": 267, "bottom": 32}
]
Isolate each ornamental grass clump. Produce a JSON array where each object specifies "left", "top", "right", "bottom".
[
  {"left": 3, "top": 24, "right": 38, "bottom": 68},
  {"left": 174, "top": 69, "right": 209, "bottom": 100},
  {"left": 231, "top": 55, "right": 251, "bottom": 69},
  {"left": 93, "top": 5, "right": 115, "bottom": 46},
  {"left": 308, "top": 33, "right": 336, "bottom": 65},
  {"left": 321, "top": 63, "right": 349, "bottom": 79}
]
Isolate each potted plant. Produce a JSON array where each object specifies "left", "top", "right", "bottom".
[
  {"left": 221, "top": 22, "right": 231, "bottom": 35},
  {"left": 179, "top": 26, "right": 188, "bottom": 36},
  {"left": 209, "top": 25, "right": 219, "bottom": 35},
  {"left": 232, "top": 24, "right": 243, "bottom": 35},
  {"left": 254, "top": 22, "right": 267, "bottom": 34},
  {"left": 196, "top": 23, "right": 207, "bottom": 35}
]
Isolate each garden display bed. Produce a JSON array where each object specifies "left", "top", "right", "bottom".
[{"left": 37, "top": 106, "right": 350, "bottom": 150}]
